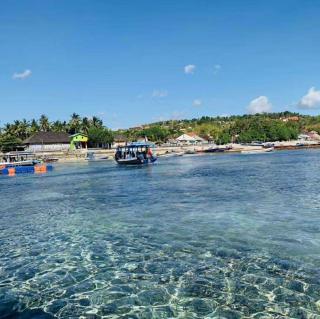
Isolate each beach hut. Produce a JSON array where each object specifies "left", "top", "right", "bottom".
[
  {"left": 23, "top": 132, "right": 70, "bottom": 151},
  {"left": 70, "top": 133, "right": 88, "bottom": 150}
]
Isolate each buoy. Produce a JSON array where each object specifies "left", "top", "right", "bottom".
[
  {"left": 35, "top": 164, "right": 47, "bottom": 173},
  {"left": 8, "top": 167, "right": 15, "bottom": 176}
]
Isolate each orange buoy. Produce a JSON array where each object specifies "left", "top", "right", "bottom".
[
  {"left": 35, "top": 164, "right": 47, "bottom": 174},
  {"left": 8, "top": 167, "right": 15, "bottom": 176}
]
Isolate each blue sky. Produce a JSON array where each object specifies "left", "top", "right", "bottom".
[{"left": 1, "top": 0, "right": 320, "bottom": 128}]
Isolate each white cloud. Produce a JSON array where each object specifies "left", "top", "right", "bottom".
[
  {"left": 193, "top": 99, "right": 202, "bottom": 107},
  {"left": 298, "top": 87, "right": 320, "bottom": 109},
  {"left": 213, "top": 64, "right": 221, "bottom": 74},
  {"left": 152, "top": 89, "right": 168, "bottom": 98},
  {"left": 247, "top": 96, "right": 272, "bottom": 114},
  {"left": 12, "top": 69, "right": 32, "bottom": 80},
  {"left": 184, "top": 64, "right": 196, "bottom": 74}
]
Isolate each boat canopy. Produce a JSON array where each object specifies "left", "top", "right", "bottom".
[
  {"left": 5, "top": 151, "right": 35, "bottom": 156},
  {"left": 118, "top": 142, "right": 155, "bottom": 149}
]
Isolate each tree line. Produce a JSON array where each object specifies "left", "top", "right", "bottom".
[
  {"left": 1, "top": 111, "right": 319, "bottom": 151},
  {"left": 0, "top": 113, "right": 114, "bottom": 151}
]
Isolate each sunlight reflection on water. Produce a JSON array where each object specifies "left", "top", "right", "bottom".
[{"left": 0, "top": 150, "right": 320, "bottom": 318}]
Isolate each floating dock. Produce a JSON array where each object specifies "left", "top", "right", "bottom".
[{"left": 0, "top": 164, "right": 53, "bottom": 176}]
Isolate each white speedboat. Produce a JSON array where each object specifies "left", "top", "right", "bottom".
[
  {"left": 241, "top": 147, "right": 274, "bottom": 154},
  {"left": 85, "top": 151, "right": 109, "bottom": 161},
  {"left": 0, "top": 151, "right": 41, "bottom": 168},
  {"left": 161, "top": 152, "right": 184, "bottom": 158}
]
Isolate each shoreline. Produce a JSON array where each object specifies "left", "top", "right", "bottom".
[{"left": 2, "top": 141, "right": 319, "bottom": 163}]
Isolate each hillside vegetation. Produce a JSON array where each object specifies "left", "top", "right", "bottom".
[
  {"left": 1, "top": 111, "right": 320, "bottom": 151},
  {"left": 117, "top": 111, "right": 320, "bottom": 144}
]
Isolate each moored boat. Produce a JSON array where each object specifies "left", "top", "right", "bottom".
[
  {"left": 0, "top": 151, "right": 54, "bottom": 176},
  {"left": 115, "top": 142, "right": 157, "bottom": 165},
  {"left": 0, "top": 151, "right": 41, "bottom": 168},
  {"left": 241, "top": 147, "right": 274, "bottom": 154},
  {"left": 161, "top": 151, "right": 184, "bottom": 158},
  {"left": 184, "top": 149, "right": 196, "bottom": 155},
  {"left": 203, "top": 147, "right": 225, "bottom": 153},
  {"left": 85, "top": 151, "right": 109, "bottom": 162}
]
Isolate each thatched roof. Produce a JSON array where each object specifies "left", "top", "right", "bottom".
[
  {"left": 114, "top": 134, "right": 128, "bottom": 142},
  {"left": 24, "top": 132, "right": 70, "bottom": 144}
]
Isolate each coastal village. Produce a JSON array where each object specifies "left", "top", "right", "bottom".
[{"left": 1, "top": 112, "right": 320, "bottom": 164}]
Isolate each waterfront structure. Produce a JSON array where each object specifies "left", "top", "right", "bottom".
[
  {"left": 176, "top": 133, "right": 207, "bottom": 145},
  {"left": 70, "top": 133, "right": 88, "bottom": 150},
  {"left": 23, "top": 132, "right": 70, "bottom": 151}
]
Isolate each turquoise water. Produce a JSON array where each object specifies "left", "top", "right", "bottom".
[{"left": 1, "top": 150, "right": 320, "bottom": 318}]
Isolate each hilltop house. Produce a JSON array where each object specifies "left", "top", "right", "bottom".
[
  {"left": 24, "top": 132, "right": 70, "bottom": 151},
  {"left": 281, "top": 116, "right": 299, "bottom": 122}
]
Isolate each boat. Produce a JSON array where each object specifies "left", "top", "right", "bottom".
[
  {"left": 43, "top": 157, "right": 59, "bottom": 163},
  {"left": 185, "top": 149, "right": 197, "bottom": 155},
  {"left": 115, "top": 142, "right": 157, "bottom": 165},
  {"left": 0, "top": 151, "right": 41, "bottom": 168},
  {"left": 85, "top": 151, "right": 109, "bottom": 161},
  {"left": 296, "top": 142, "right": 307, "bottom": 147},
  {"left": 0, "top": 151, "right": 54, "bottom": 176},
  {"left": 241, "top": 147, "right": 274, "bottom": 154},
  {"left": 161, "top": 152, "right": 184, "bottom": 158},
  {"left": 203, "top": 147, "right": 225, "bottom": 153}
]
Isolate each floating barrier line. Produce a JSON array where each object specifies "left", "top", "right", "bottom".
[{"left": 0, "top": 164, "right": 53, "bottom": 176}]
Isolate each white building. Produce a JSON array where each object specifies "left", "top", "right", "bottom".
[{"left": 176, "top": 133, "right": 207, "bottom": 145}]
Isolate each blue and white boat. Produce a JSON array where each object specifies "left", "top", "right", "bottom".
[{"left": 115, "top": 142, "right": 157, "bottom": 165}]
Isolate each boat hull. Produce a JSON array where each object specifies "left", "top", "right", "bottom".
[
  {"left": 0, "top": 160, "right": 40, "bottom": 168},
  {"left": 241, "top": 147, "right": 274, "bottom": 154},
  {"left": 203, "top": 148, "right": 225, "bottom": 153},
  {"left": 116, "top": 157, "right": 157, "bottom": 165}
]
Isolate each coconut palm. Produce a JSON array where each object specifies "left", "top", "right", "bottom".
[
  {"left": 91, "top": 116, "right": 103, "bottom": 128},
  {"left": 81, "top": 117, "right": 90, "bottom": 134},
  {"left": 39, "top": 114, "right": 50, "bottom": 132},
  {"left": 69, "top": 113, "right": 82, "bottom": 134},
  {"left": 52, "top": 120, "right": 66, "bottom": 132},
  {"left": 30, "top": 119, "right": 40, "bottom": 133}
]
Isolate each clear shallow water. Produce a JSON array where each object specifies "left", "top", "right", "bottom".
[{"left": 0, "top": 150, "right": 320, "bottom": 319}]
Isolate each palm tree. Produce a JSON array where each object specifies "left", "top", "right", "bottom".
[
  {"left": 69, "top": 113, "right": 82, "bottom": 134},
  {"left": 3, "top": 123, "right": 14, "bottom": 136},
  {"left": 39, "top": 114, "right": 50, "bottom": 132},
  {"left": 81, "top": 117, "right": 90, "bottom": 134},
  {"left": 17, "top": 119, "right": 30, "bottom": 139},
  {"left": 52, "top": 120, "right": 65, "bottom": 132},
  {"left": 91, "top": 116, "right": 103, "bottom": 128},
  {"left": 30, "top": 119, "right": 40, "bottom": 133}
]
